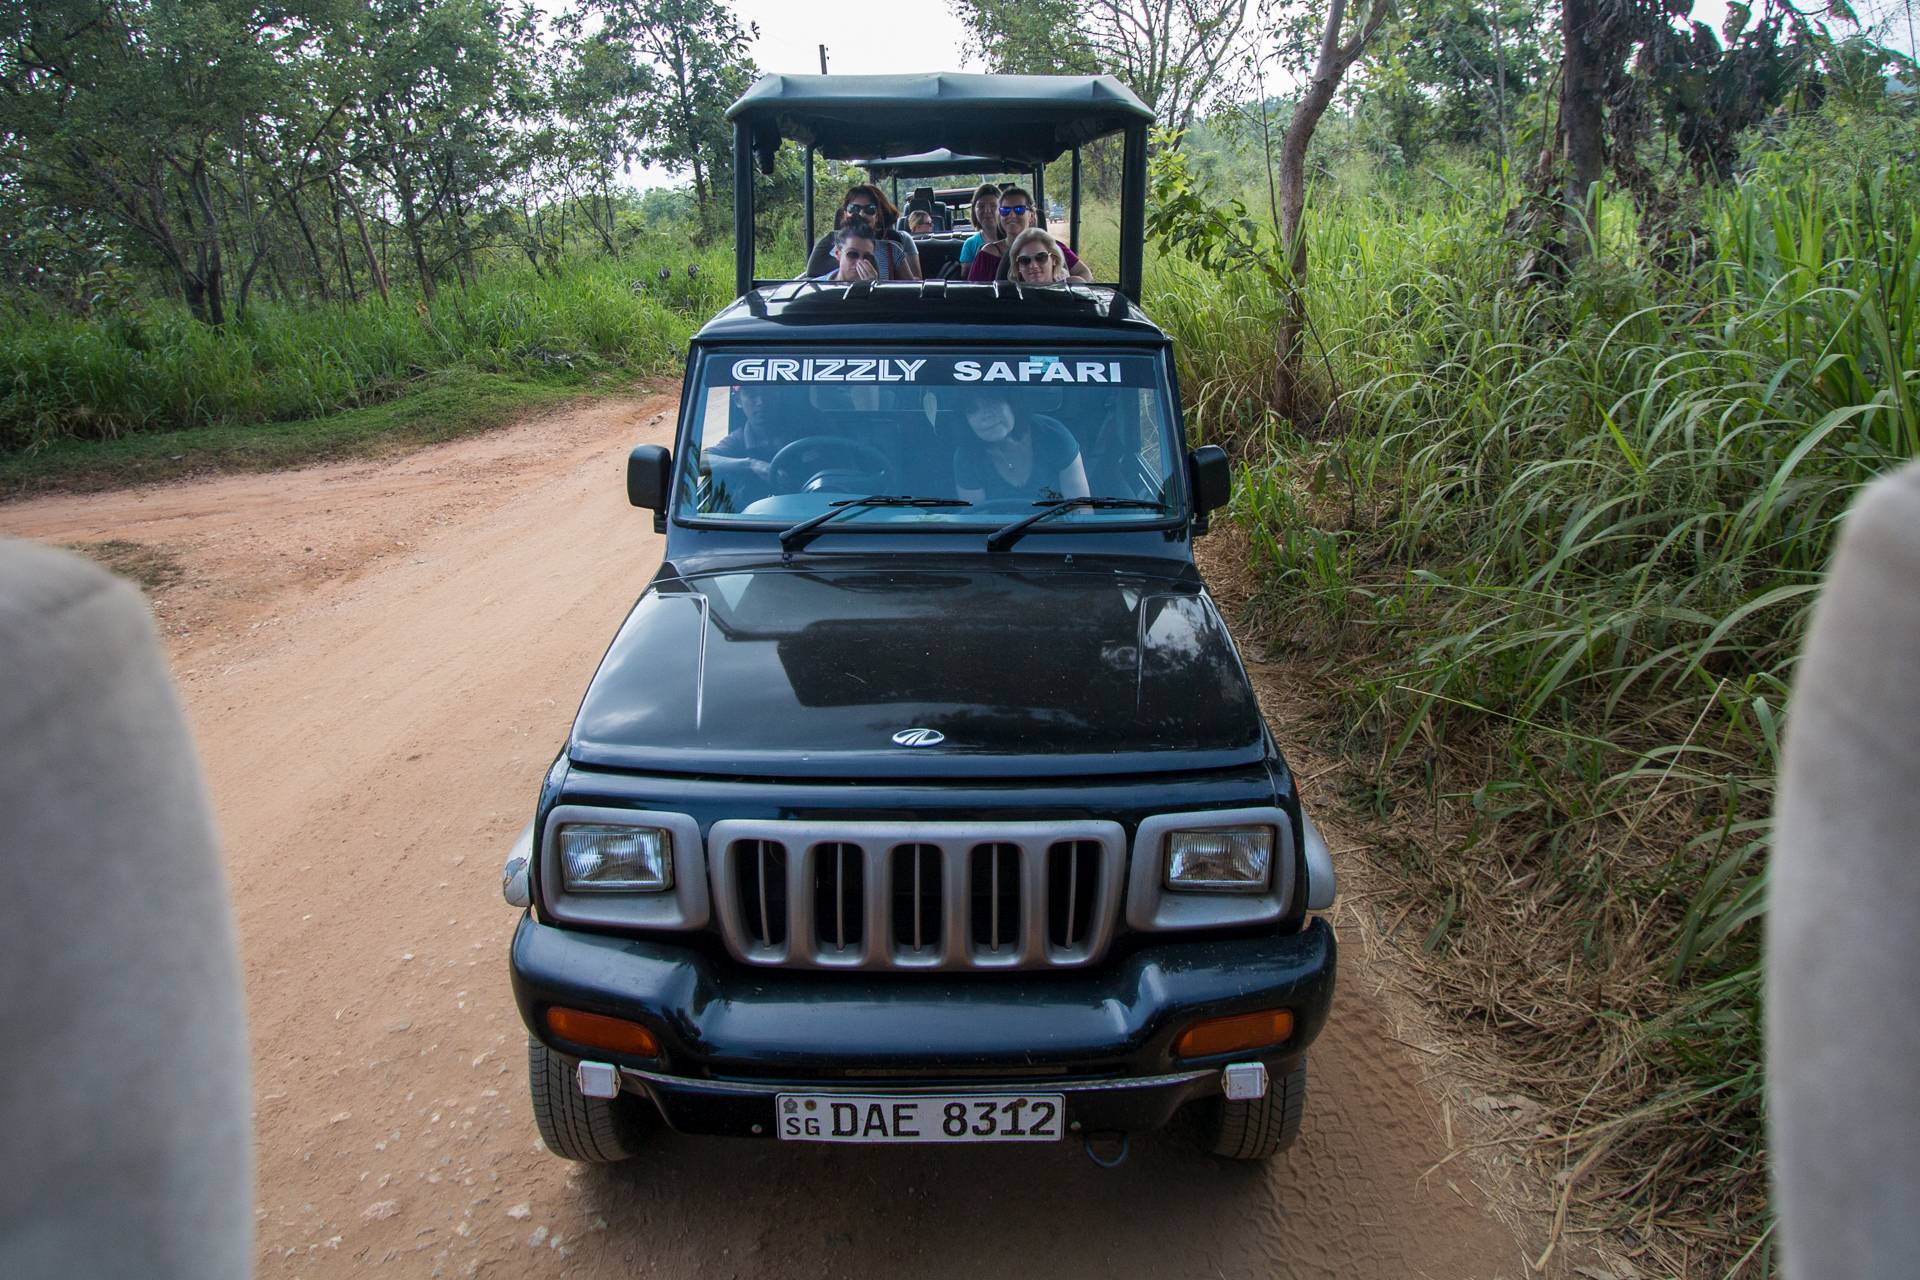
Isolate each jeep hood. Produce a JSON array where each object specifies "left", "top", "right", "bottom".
[{"left": 567, "top": 562, "right": 1267, "bottom": 779}]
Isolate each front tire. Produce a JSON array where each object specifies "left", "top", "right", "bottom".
[
  {"left": 1196, "top": 1060, "right": 1307, "bottom": 1160},
  {"left": 527, "top": 1037, "right": 650, "bottom": 1163}
]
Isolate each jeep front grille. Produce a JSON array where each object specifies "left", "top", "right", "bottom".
[
  {"left": 709, "top": 820, "right": 1127, "bottom": 971},
  {"left": 733, "top": 839, "right": 789, "bottom": 949}
]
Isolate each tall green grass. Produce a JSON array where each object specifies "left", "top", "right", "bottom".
[
  {"left": 0, "top": 246, "right": 734, "bottom": 453},
  {"left": 1151, "top": 117, "right": 1918, "bottom": 1270}
]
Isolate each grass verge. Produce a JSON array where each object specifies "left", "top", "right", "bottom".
[
  {"left": 0, "top": 367, "right": 621, "bottom": 496},
  {"left": 1154, "top": 111, "right": 1918, "bottom": 1276}
]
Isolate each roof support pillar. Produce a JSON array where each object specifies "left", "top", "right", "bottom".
[
  {"left": 1069, "top": 146, "right": 1082, "bottom": 253},
  {"left": 1032, "top": 165, "right": 1046, "bottom": 230},
  {"left": 1119, "top": 124, "right": 1147, "bottom": 301},
  {"left": 733, "top": 122, "right": 754, "bottom": 298},
  {"left": 803, "top": 145, "right": 815, "bottom": 252}
]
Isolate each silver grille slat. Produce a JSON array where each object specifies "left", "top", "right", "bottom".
[
  {"left": 834, "top": 844, "right": 846, "bottom": 950},
  {"left": 755, "top": 843, "right": 773, "bottom": 947},
  {"left": 990, "top": 849, "right": 1000, "bottom": 950},
  {"left": 708, "top": 820, "right": 1126, "bottom": 972},
  {"left": 1065, "top": 851, "right": 1078, "bottom": 942}
]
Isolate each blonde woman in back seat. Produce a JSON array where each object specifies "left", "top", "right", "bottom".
[{"left": 1008, "top": 227, "right": 1072, "bottom": 286}]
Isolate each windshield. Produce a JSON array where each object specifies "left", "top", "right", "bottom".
[{"left": 677, "top": 350, "right": 1180, "bottom": 529}]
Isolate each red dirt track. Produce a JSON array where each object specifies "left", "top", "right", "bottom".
[{"left": 3, "top": 391, "right": 1541, "bottom": 1278}]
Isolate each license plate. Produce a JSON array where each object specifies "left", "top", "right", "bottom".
[{"left": 774, "top": 1092, "right": 1066, "bottom": 1143}]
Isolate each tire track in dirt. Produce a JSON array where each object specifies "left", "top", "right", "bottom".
[{"left": 3, "top": 391, "right": 1539, "bottom": 1279}]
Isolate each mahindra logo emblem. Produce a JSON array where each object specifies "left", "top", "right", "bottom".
[{"left": 892, "top": 728, "right": 945, "bottom": 747}]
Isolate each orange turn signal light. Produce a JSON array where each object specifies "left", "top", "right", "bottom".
[
  {"left": 545, "top": 1006, "right": 661, "bottom": 1059},
  {"left": 1173, "top": 1008, "right": 1294, "bottom": 1059}
]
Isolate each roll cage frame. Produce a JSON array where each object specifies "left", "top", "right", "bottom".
[{"left": 725, "top": 73, "right": 1154, "bottom": 302}]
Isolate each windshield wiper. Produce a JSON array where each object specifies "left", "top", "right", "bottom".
[
  {"left": 779, "top": 495, "right": 973, "bottom": 552},
  {"left": 986, "top": 496, "right": 1165, "bottom": 552}
]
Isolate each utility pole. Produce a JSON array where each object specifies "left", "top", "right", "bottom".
[{"left": 819, "top": 45, "right": 829, "bottom": 74}]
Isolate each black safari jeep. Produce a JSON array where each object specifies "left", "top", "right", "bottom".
[{"left": 503, "top": 73, "right": 1338, "bottom": 1163}]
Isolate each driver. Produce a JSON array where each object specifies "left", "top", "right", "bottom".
[
  {"left": 701, "top": 382, "right": 801, "bottom": 509},
  {"left": 702, "top": 383, "right": 892, "bottom": 509}
]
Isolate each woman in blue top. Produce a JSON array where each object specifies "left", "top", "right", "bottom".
[{"left": 956, "top": 182, "right": 1003, "bottom": 269}]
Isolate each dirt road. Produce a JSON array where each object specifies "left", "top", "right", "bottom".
[{"left": 3, "top": 392, "right": 1538, "bottom": 1279}]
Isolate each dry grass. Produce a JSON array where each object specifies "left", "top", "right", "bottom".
[{"left": 65, "top": 538, "right": 185, "bottom": 594}]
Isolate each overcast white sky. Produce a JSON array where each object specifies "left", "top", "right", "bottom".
[
  {"left": 734, "top": 0, "right": 975, "bottom": 75},
  {"left": 623, "top": 0, "right": 1910, "bottom": 188},
  {"left": 620, "top": 1, "right": 973, "bottom": 186}
]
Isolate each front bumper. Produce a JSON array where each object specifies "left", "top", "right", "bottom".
[{"left": 510, "top": 916, "right": 1336, "bottom": 1137}]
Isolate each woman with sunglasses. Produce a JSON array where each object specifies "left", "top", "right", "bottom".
[
  {"left": 965, "top": 186, "right": 1091, "bottom": 284},
  {"left": 803, "top": 183, "right": 922, "bottom": 280},
  {"left": 1006, "top": 227, "right": 1073, "bottom": 286},
  {"left": 812, "top": 225, "right": 887, "bottom": 282}
]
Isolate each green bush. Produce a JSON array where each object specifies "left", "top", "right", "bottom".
[{"left": 0, "top": 245, "right": 735, "bottom": 452}]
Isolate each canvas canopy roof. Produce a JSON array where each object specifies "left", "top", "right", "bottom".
[
  {"left": 855, "top": 149, "right": 1024, "bottom": 181},
  {"left": 728, "top": 73, "right": 1154, "bottom": 170}
]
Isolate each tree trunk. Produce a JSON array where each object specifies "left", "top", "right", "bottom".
[
  {"left": 181, "top": 156, "right": 229, "bottom": 326},
  {"left": 519, "top": 198, "right": 548, "bottom": 275},
  {"left": 446, "top": 178, "right": 475, "bottom": 288},
  {"left": 598, "top": 181, "right": 619, "bottom": 256},
  {"left": 392, "top": 166, "right": 436, "bottom": 302},
  {"left": 1272, "top": 0, "right": 1382, "bottom": 419},
  {"left": 328, "top": 177, "right": 360, "bottom": 303},
  {"left": 667, "top": 42, "right": 712, "bottom": 232},
  {"left": 1560, "top": 0, "right": 1606, "bottom": 265},
  {"left": 346, "top": 187, "right": 389, "bottom": 303},
  {"left": 1491, "top": 0, "right": 1510, "bottom": 182},
  {"left": 285, "top": 186, "right": 332, "bottom": 303}
]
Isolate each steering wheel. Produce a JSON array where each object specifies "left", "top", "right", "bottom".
[{"left": 768, "top": 436, "right": 893, "bottom": 493}]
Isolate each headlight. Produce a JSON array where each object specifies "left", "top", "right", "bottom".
[
  {"left": 1164, "top": 827, "right": 1272, "bottom": 892},
  {"left": 558, "top": 824, "right": 673, "bottom": 892}
]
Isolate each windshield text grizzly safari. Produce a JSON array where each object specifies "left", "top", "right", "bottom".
[{"left": 681, "top": 349, "right": 1178, "bottom": 525}]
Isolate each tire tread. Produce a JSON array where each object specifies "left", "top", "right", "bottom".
[
  {"left": 1201, "top": 1060, "right": 1307, "bottom": 1160},
  {"left": 527, "top": 1037, "right": 647, "bottom": 1163}
]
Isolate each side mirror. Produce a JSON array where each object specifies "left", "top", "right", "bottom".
[
  {"left": 627, "top": 444, "right": 672, "bottom": 534},
  {"left": 1188, "top": 444, "right": 1231, "bottom": 536}
]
